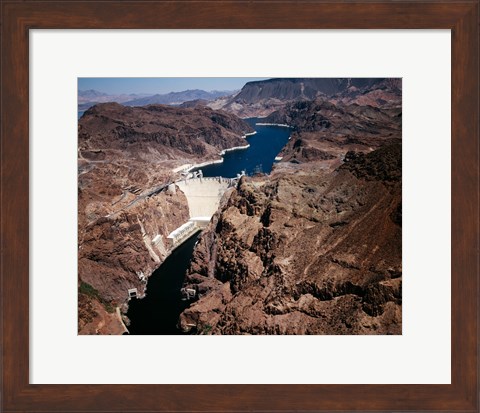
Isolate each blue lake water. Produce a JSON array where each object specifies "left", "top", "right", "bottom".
[{"left": 194, "top": 118, "right": 291, "bottom": 178}]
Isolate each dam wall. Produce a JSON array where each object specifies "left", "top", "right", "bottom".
[
  {"left": 176, "top": 177, "right": 232, "bottom": 218},
  {"left": 165, "top": 176, "right": 236, "bottom": 250}
]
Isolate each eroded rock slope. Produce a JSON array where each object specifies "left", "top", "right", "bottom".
[{"left": 180, "top": 145, "right": 401, "bottom": 334}]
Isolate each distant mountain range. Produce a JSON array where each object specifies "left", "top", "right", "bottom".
[
  {"left": 123, "top": 89, "right": 234, "bottom": 106},
  {"left": 78, "top": 89, "right": 234, "bottom": 111},
  {"left": 78, "top": 90, "right": 150, "bottom": 107},
  {"left": 79, "top": 78, "right": 402, "bottom": 119}
]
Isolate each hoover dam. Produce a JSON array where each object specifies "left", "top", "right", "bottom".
[{"left": 166, "top": 176, "right": 234, "bottom": 249}]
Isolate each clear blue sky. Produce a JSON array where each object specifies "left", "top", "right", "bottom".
[{"left": 78, "top": 78, "right": 270, "bottom": 95}]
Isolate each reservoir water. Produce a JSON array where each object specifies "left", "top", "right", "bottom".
[
  {"left": 126, "top": 120, "right": 291, "bottom": 334},
  {"left": 195, "top": 118, "right": 291, "bottom": 178}
]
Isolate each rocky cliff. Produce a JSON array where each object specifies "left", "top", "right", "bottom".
[
  {"left": 234, "top": 78, "right": 385, "bottom": 102},
  {"left": 267, "top": 98, "right": 401, "bottom": 170},
  {"left": 179, "top": 144, "right": 402, "bottom": 334},
  {"left": 210, "top": 78, "right": 401, "bottom": 118},
  {"left": 78, "top": 103, "right": 253, "bottom": 334}
]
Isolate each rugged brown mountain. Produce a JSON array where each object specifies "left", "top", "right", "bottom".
[
  {"left": 270, "top": 98, "right": 401, "bottom": 171},
  {"left": 331, "top": 78, "right": 402, "bottom": 109},
  {"left": 234, "top": 78, "right": 386, "bottom": 102},
  {"left": 78, "top": 103, "right": 253, "bottom": 334},
  {"left": 179, "top": 144, "right": 402, "bottom": 335},
  {"left": 179, "top": 93, "right": 402, "bottom": 335},
  {"left": 79, "top": 102, "right": 251, "bottom": 159},
  {"left": 209, "top": 78, "right": 401, "bottom": 118}
]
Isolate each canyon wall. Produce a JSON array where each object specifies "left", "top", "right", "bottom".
[
  {"left": 78, "top": 103, "right": 253, "bottom": 334},
  {"left": 180, "top": 145, "right": 402, "bottom": 334},
  {"left": 179, "top": 95, "right": 402, "bottom": 335}
]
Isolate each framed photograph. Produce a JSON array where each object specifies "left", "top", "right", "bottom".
[{"left": 1, "top": 1, "right": 478, "bottom": 412}]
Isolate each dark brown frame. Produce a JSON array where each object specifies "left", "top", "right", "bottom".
[{"left": 1, "top": 1, "right": 478, "bottom": 412}]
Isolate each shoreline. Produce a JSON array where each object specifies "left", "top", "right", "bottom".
[
  {"left": 185, "top": 158, "right": 224, "bottom": 172},
  {"left": 175, "top": 131, "right": 256, "bottom": 173},
  {"left": 256, "top": 122, "right": 292, "bottom": 128},
  {"left": 116, "top": 306, "right": 130, "bottom": 334},
  {"left": 219, "top": 144, "right": 250, "bottom": 156}
]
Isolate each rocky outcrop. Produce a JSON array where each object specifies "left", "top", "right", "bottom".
[
  {"left": 331, "top": 78, "right": 402, "bottom": 109},
  {"left": 78, "top": 103, "right": 253, "bottom": 334},
  {"left": 267, "top": 99, "right": 401, "bottom": 170},
  {"left": 78, "top": 190, "right": 190, "bottom": 325},
  {"left": 179, "top": 144, "right": 402, "bottom": 335},
  {"left": 179, "top": 99, "right": 209, "bottom": 108},
  {"left": 79, "top": 103, "right": 252, "bottom": 158}
]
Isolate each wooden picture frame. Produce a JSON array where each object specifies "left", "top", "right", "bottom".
[{"left": 1, "top": 1, "right": 478, "bottom": 412}]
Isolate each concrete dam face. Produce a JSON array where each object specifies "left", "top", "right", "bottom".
[
  {"left": 166, "top": 177, "right": 232, "bottom": 249},
  {"left": 176, "top": 177, "right": 231, "bottom": 219}
]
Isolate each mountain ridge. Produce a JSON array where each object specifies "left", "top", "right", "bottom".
[
  {"left": 209, "top": 78, "right": 402, "bottom": 117},
  {"left": 78, "top": 88, "right": 235, "bottom": 112}
]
